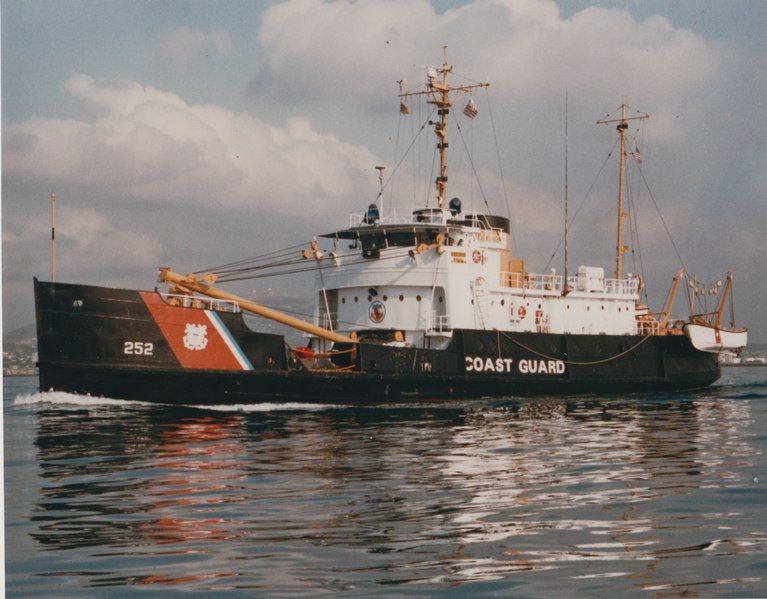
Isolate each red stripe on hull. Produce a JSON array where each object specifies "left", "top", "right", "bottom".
[{"left": 140, "top": 292, "right": 245, "bottom": 370}]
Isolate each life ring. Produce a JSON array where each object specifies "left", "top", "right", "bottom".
[
  {"left": 472, "top": 250, "right": 483, "bottom": 264},
  {"left": 518, "top": 306, "right": 527, "bottom": 318}
]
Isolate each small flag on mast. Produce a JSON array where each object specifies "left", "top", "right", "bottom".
[
  {"left": 463, "top": 97, "right": 478, "bottom": 120},
  {"left": 633, "top": 145, "right": 643, "bottom": 163},
  {"left": 400, "top": 101, "right": 409, "bottom": 115}
]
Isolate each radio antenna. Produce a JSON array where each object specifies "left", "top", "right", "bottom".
[
  {"left": 50, "top": 192, "right": 57, "bottom": 282},
  {"left": 563, "top": 92, "right": 570, "bottom": 296}
]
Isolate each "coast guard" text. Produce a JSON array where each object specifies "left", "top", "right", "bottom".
[{"left": 465, "top": 356, "right": 565, "bottom": 374}]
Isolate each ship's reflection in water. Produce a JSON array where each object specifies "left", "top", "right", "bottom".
[{"left": 30, "top": 394, "right": 765, "bottom": 595}]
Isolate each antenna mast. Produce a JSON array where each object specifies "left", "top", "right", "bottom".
[
  {"left": 597, "top": 103, "right": 649, "bottom": 279},
  {"left": 399, "top": 46, "right": 489, "bottom": 208},
  {"left": 563, "top": 92, "right": 570, "bottom": 295},
  {"left": 50, "top": 192, "right": 57, "bottom": 282}
]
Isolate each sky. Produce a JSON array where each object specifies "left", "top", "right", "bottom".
[{"left": 2, "top": 0, "right": 766, "bottom": 340}]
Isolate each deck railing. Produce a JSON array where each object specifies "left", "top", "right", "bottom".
[
  {"left": 349, "top": 207, "right": 505, "bottom": 233},
  {"left": 499, "top": 272, "right": 639, "bottom": 295},
  {"left": 350, "top": 206, "right": 448, "bottom": 227},
  {"left": 161, "top": 293, "right": 240, "bottom": 312},
  {"left": 637, "top": 319, "right": 661, "bottom": 336},
  {"left": 317, "top": 311, "right": 339, "bottom": 331},
  {"left": 429, "top": 312, "right": 451, "bottom": 333}
]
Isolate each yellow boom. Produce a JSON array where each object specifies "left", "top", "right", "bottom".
[
  {"left": 714, "top": 272, "right": 733, "bottom": 329},
  {"left": 659, "top": 267, "right": 685, "bottom": 330},
  {"left": 158, "top": 267, "right": 356, "bottom": 345}
]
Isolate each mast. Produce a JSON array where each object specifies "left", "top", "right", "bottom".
[
  {"left": 597, "top": 104, "right": 649, "bottom": 279},
  {"left": 400, "top": 46, "right": 488, "bottom": 208},
  {"left": 50, "top": 192, "right": 57, "bottom": 282},
  {"left": 563, "top": 91, "right": 569, "bottom": 295}
]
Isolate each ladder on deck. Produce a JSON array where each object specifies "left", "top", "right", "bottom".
[{"left": 471, "top": 280, "right": 490, "bottom": 329}]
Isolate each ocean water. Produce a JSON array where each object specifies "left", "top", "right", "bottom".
[{"left": 4, "top": 370, "right": 767, "bottom": 597}]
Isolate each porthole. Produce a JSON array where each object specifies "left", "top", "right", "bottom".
[
  {"left": 601, "top": 306, "right": 605, "bottom": 310},
  {"left": 587, "top": 306, "right": 590, "bottom": 311},
  {"left": 72, "top": 299, "right": 83, "bottom": 308},
  {"left": 341, "top": 297, "right": 346, "bottom": 304},
  {"left": 399, "top": 295, "right": 404, "bottom": 301},
  {"left": 567, "top": 304, "right": 570, "bottom": 310},
  {"left": 383, "top": 295, "right": 388, "bottom": 301},
  {"left": 500, "top": 299, "right": 505, "bottom": 306},
  {"left": 367, "top": 295, "right": 372, "bottom": 302},
  {"left": 538, "top": 304, "right": 542, "bottom": 309},
  {"left": 416, "top": 295, "right": 422, "bottom": 302},
  {"left": 439, "top": 297, "right": 444, "bottom": 303},
  {"left": 354, "top": 296, "right": 359, "bottom": 303},
  {"left": 471, "top": 299, "right": 475, "bottom": 305}
]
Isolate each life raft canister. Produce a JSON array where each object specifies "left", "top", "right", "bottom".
[{"left": 293, "top": 346, "right": 314, "bottom": 359}]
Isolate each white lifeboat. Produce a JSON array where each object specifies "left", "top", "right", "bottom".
[{"left": 684, "top": 323, "right": 748, "bottom": 353}]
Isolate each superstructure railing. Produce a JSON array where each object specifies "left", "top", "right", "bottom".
[{"left": 499, "top": 272, "right": 640, "bottom": 295}]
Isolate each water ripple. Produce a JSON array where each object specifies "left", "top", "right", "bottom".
[{"left": 5, "top": 371, "right": 767, "bottom": 595}]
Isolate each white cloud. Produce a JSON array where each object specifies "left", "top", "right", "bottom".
[
  {"left": 154, "top": 26, "right": 234, "bottom": 68},
  {"left": 4, "top": 74, "right": 379, "bottom": 213},
  {"left": 256, "top": 0, "right": 720, "bottom": 123}
]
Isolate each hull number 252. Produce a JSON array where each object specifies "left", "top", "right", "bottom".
[{"left": 124, "top": 341, "right": 154, "bottom": 356}]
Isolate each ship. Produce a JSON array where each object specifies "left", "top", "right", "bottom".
[{"left": 34, "top": 53, "right": 748, "bottom": 404}]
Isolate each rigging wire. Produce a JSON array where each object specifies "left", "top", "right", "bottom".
[
  {"left": 635, "top": 160, "right": 694, "bottom": 314},
  {"left": 379, "top": 107, "right": 437, "bottom": 200},
  {"left": 454, "top": 118, "right": 491, "bottom": 212},
  {"left": 216, "top": 249, "right": 415, "bottom": 282},
  {"left": 543, "top": 136, "right": 620, "bottom": 272},
  {"left": 208, "top": 246, "right": 366, "bottom": 278},
  {"left": 635, "top": 164, "right": 689, "bottom": 276},
  {"left": 193, "top": 242, "right": 307, "bottom": 275},
  {"left": 485, "top": 87, "right": 516, "bottom": 254}
]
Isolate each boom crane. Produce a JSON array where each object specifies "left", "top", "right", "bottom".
[
  {"left": 659, "top": 267, "right": 685, "bottom": 330},
  {"left": 158, "top": 267, "right": 357, "bottom": 345}
]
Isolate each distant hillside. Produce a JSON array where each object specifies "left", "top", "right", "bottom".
[{"left": 3, "top": 323, "right": 36, "bottom": 345}]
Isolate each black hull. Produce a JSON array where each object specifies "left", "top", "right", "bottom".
[{"left": 34, "top": 280, "right": 720, "bottom": 404}]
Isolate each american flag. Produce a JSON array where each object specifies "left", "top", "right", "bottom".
[
  {"left": 463, "top": 97, "right": 478, "bottom": 120},
  {"left": 633, "top": 146, "right": 643, "bottom": 163}
]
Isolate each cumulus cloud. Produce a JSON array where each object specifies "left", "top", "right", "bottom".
[
  {"left": 256, "top": 0, "right": 719, "bottom": 119},
  {"left": 4, "top": 74, "right": 379, "bottom": 213},
  {"left": 154, "top": 26, "right": 234, "bottom": 68}
]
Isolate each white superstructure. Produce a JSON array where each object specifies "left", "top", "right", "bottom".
[{"left": 311, "top": 205, "right": 644, "bottom": 349}]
